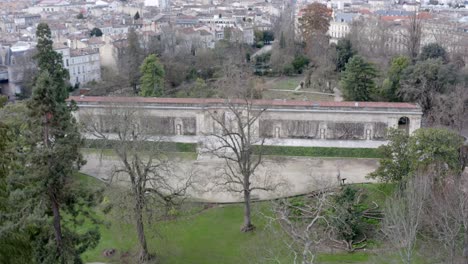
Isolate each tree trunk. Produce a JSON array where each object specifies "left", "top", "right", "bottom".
[
  {"left": 241, "top": 189, "right": 255, "bottom": 232},
  {"left": 49, "top": 191, "right": 64, "bottom": 257},
  {"left": 463, "top": 228, "right": 468, "bottom": 264},
  {"left": 45, "top": 118, "right": 64, "bottom": 258},
  {"left": 135, "top": 198, "right": 150, "bottom": 262}
]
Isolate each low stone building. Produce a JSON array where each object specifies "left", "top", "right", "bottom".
[{"left": 71, "top": 96, "right": 422, "bottom": 149}]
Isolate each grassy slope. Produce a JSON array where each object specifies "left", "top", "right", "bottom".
[{"left": 75, "top": 173, "right": 426, "bottom": 264}]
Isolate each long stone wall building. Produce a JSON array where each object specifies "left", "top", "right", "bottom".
[{"left": 71, "top": 96, "right": 422, "bottom": 149}]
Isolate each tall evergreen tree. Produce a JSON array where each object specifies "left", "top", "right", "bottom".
[
  {"left": 340, "top": 55, "right": 378, "bottom": 101},
  {"left": 381, "top": 55, "right": 410, "bottom": 102},
  {"left": 2, "top": 23, "right": 99, "bottom": 263},
  {"left": 139, "top": 54, "right": 165, "bottom": 97},
  {"left": 335, "top": 38, "right": 355, "bottom": 72},
  {"left": 121, "top": 28, "right": 143, "bottom": 94}
]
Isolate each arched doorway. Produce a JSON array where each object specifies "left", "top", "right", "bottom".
[{"left": 398, "top": 117, "right": 410, "bottom": 134}]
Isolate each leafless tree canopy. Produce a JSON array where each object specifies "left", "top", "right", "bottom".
[
  {"left": 383, "top": 172, "right": 431, "bottom": 264},
  {"left": 203, "top": 99, "right": 279, "bottom": 232},
  {"left": 81, "top": 106, "right": 195, "bottom": 262}
]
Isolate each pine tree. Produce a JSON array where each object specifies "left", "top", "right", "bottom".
[
  {"left": 134, "top": 11, "right": 140, "bottom": 20},
  {"left": 3, "top": 23, "right": 99, "bottom": 263},
  {"left": 340, "top": 55, "right": 378, "bottom": 101},
  {"left": 139, "top": 54, "right": 165, "bottom": 97},
  {"left": 335, "top": 38, "right": 355, "bottom": 72}
]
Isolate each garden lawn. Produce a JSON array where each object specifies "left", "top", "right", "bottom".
[{"left": 75, "top": 174, "right": 425, "bottom": 264}]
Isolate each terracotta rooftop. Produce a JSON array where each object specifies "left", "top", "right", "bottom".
[{"left": 69, "top": 96, "right": 420, "bottom": 110}]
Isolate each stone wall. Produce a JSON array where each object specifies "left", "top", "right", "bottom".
[{"left": 71, "top": 96, "right": 423, "bottom": 148}]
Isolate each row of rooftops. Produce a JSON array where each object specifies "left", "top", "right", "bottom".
[{"left": 69, "top": 96, "right": 422, "bottom": 113}]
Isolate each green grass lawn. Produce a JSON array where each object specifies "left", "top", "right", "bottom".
[
  {"left": 74, "top": 173, "right": 427, "bottom": 264},
  {"left": 263, "top": 89, "right": 334, "bottom": 101},
  {"left": 263, "top": 76, "right": 305, "bottom": 90}
]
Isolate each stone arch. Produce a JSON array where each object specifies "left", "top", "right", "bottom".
[{"left": 398, "top": 116, "right": 410, "bottom": 134}]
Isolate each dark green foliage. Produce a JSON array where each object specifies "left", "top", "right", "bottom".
[
  {"left": 254, "top": 52, "right": 271, "bottom": 76},
  {"left": 340, "top": 55, "right": 378, "bottom": 101},
  {"left": 368, "top": 129, "right": 410, "bottom": 183},
  {"left": 369, "top": 128, "right": 464, "bottom": 184},
  {"left": 258, "top": 146, "right": 382, "bottom": 158},
  {"left": 335, "top": 38, "right": 355, "bottom": 72},
  {"left": 263, "top": 30, "right": 275, "bottom": 44},
  {"left": 330, "top": 186, "right": 369, "bottom": 251},
  {"left": 291, "top": 55, "right": 310, "bottom": 74},
  {"left": 134, "top": 11, "right": 140, "bottom": 20},
  {"left": 0, "top": 23, "right": 100, "bottom": 263},
  {"left": 254, "top": 30, "right": 274, "bottom": 45},
  {"left": 407, "top": 128, "right": 464, "bottom": 176},
  {"left": 89, "top": 27, "right": 102, "bottom": 37},
  {"left": 381, "top": 56, "right": 410, "bottom": 102},
  {"left": 34, "top": 23, "right": 70, "bottom": 93},
  {"left": 0, "top": 121, "right": 33, "bottom": 263},
  {"left": 139, "top": 54, "right": 165, "bottom": 97},
  {"left": 400, "top": 58, "right": 459, "bottom": 113},
  {"left": 76, "top": 13, "right": 84, "bottom": 19},
  {"left": 419, "top": 43, "right": 448, "bottom": 63}
]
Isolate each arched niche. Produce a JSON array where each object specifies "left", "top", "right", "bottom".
[{"left": 398, "top": 116, "right": 410, "bottom": 134}]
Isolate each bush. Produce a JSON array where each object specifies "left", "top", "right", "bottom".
[
  {"left": 283, "top": 64, "right": 295, "bottom": 76},
  {"left": 291, "top": 55, "right": 310, "bottom": 74}
]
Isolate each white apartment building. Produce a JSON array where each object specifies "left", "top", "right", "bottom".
[
  {"left": 55, "top": 45, "right": 101, "bottom": 86},
  {"left": 329, "top": 12, "right": 359, "bottom": 44},
  {"left": 199, "top": 15, "right": 237, "bottom": 28}
]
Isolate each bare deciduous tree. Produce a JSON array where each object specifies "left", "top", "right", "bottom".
[
  {"left": 81, "top": 106, "right": 194, "bottom": 262},
  {"left": 203, "top": 99, "right": 277, "bottom": 232},
  {"left": 383, "top": 172, "right": 431, "bottom": 264},
  {"left": 418, "top": 167, "right": 468, "bottom": 264},
  {"left": 265, "top": 189, "right": 334, "bottom": 264},
  {"left": 402, "top": 12, "right": 423, "bottom": 61},
  {"left": 429, "top": 86, "right": 468, "bottom": 133}
]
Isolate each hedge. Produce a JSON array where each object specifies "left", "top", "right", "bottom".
[
  {"left": 84, "top": 139, "right": 197, "bottom": 153},
  {"left": 84, "top": 139, "right": 381, "bottom": 158},
  {"left": 255, "top": 145, "right": 382, "bottom": 158}
]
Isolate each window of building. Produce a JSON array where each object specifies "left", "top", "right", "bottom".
[{"left": 66, "top": 59, "right": 69, "bottom": 66}]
